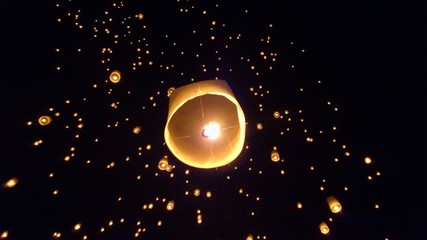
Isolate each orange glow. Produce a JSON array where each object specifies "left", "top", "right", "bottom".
[
  {"left": 74, "top": 223, "right": 82, "bottom": 231},
  {"left": 38, "top": 116, "right": 52, "bottom": 126},
  {"left": 319, "top": 222, "right": 329, "bottom": 234},
  {"left": 166, "top": 201, "right": 175, "bottom": 211},
  {"left": 109, "top": 70, "right": 121, "bottom": 83},
  {"left": 1, "top": 231, "right": 8, "bottom": 239},
  {"left": 133, "top": 126, "right": 141, "bottom": 134},
  {"left": 167, "top": 87, "right": 175, "bottom": 97},
  {"left": 271, "top": 150, "right": 280, "bottom": 162},
  {"left": 327, "top": 195, "right": 342, "bottom": 213},
  {"left": 158, "top": 156, "right": 169, "bottom": 171},
  {"left": 4, "top": 178, "right": 18, "bottom": 188},
  {"left": 201, "top": 122, "right": 221, "bottom": 140},
  {"left": 164, "top": 80, "right": 246, "bottom": 169}
]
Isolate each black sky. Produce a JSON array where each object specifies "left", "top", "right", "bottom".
[{"left": 1, "top": 0, "right": 426, "bottom": 239}]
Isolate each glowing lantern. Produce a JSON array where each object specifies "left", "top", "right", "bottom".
[
  {"left": 158, "top": 156, "right": 169, "bottom": 171},
  {"left": 167, "top": 87, "right": 175, "bottom": 97},
  {"left": 133, "top": 126, "right": 142, "bottom": 134},
  {"left": 164, "top": 80, "right": 246, "bottom": 169},
  {"left": 193, "top": 188, "right": 201, "bottom": 197},
  {"left": 273, "top": 111, "right": 280, "bottom": 118},
  {"left": 327, "top": 195, "right": 342, "bottom": 213},
  {"left": 38, "top": 116, "right": 52, "bottom": 126},
  {"left": 137, "top": 13, "right": 144, "bottom": 20},
  {"left": 3, "top": 178, "right": 18, "bottom": 188},
  {"left": 271, "top": 150, "right": 280, "bottom": 162},
  {"left": 166, "top": 201, "right": 175, "bottom": 211},
  {"left": 319, "top": 221, "right": 329, "bottom": 234},
  {"left": 74, "top": 223, "right": 82, "bottom": 231},
  {"left": 165, "top": 164, "right": 174, "bottom": 172},
  {"left": 109, "top": 70, "right": 121, "bottom": 83},
  {"left": 256, "top": 123, "right": 263, "bottom": 130},
  {"left": 1, "top": 231, "right": 9, "bottom": 238}
]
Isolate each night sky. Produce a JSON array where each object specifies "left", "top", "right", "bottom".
[{"left": 1, "top": 0, "right": 425, "bottom": 239}]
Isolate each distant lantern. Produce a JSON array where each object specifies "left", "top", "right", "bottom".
[
  {"left": 364, "top": 157, "right": 372, "bottom": 164},
  {"left": 38, "top": 116, "right": 52, "bottom": 126},
  {"left": 3, "top": 177, "right": 19, "bottom": 188},
  {"left": 109, "top": 70, "right": 121, "bottom": 83},
  {"left": 166, "top": 200, "right": 175, "bottom": 211},
  {"left": 273, "top": 111, "right": 280, "bottom": 118},
  {"left": 271, "top": 150, "right": 280, "bottom": 162},
  {"left": 327, "top": 195, "right": 342, "bottom": 213},
  {"left": 167, "top": 87, "right": 175, "bottom": 97},
  {"left": 137, "top": 13, "right": 144, "bottom": 20},
  {"left": 164, "top": 80, "right": 246, "bottom": 169},
  {"left": 73, "top": 223, "right": 82, "bottom": 231},
  {"left": 193, "top": 189, "right": 201, "bottom": 197},
  {"left": 165, "top": 164, "right": 173, "bottom": 172},
  {"left": 256, "top": 123, "right": 263, "bottom": 130},
  {"left": 158, "top": 156, "right": 169, "bottom": 171},
  {"left": 133, "top": 126, "right": 142, "bottom": 134},
  {"left": 319, "top": 221, "right": 329, "bottom": 234}
]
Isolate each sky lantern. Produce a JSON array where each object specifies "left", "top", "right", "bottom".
[
  {"left": 109, "top": 70, "right": 121, "bottom": 83},
  {"left": 167, "top": 87, "right": 175, "bottom": 97},
  {"left": 38, "top": 116, "right": 52, "bottom": 126},
  {"left": 133, "top": 126, "right": 141, "bottom": 134},
  {"left": 3, "top": 178, "right": 19, "bottom": 188},
  {"left": 327, "top": 195, "right": 342, "bottom": 213},
  {"left": 158, "top": 156, "right": 169, "bottom": 171},
  {"left": 166, "top": 201, "right": 175, "bottom": 211},
  {"left": 319, "top": 221, "right": 329, "bottom": 234},
  {"left": 271, "top": 146, "right": 280, "bottom": 162},
  {"left": 164, "top": 80, "right": 246, "bottom": 169}
]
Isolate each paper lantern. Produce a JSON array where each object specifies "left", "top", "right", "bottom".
[
  {"left": 327, "top": 195, "right": 342, "bottom": 213},
  {"left": 319, "top": 221, "right": 329, "bottom": 234},
  {"left": 271, "top": 150, "right": 280, "bottom": 162},
  {"left": 164, "top": 80, "right": 246, "bottom": 169},
  {"left": 109, "top": 70, "right": 121, "bottom": 83},
  {"left": 38, "top": 116, "right": 52, "bottom": 126},
  {"left": 158, "top": 156, "right": 169, "bottom": 171}
]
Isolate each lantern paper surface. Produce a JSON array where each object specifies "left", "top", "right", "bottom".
[{"left": 164, "top": 80, "right": 246, "bottom": 169}]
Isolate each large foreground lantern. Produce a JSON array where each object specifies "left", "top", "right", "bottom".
[{"left": 164, "top": 80, "right": 246, "bottom": 169}]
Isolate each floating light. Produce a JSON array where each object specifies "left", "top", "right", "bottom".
[
  {"left": 158, "top": 156, "right": 169, "bottom": 171},
  {"left": 109, "top": 70, "right": 121, "bottom": 83},
  {"left": 133, "top": 126, "right": 141, "bottom": 134},
  {"left": 3, "top": 178, "right": 18, "bottom": 188},
  {"left": 38, "top": 116, "right": 52, "bottom": 126},
  {"left": 167, "top": 87, "right": 175, "bottom": 97},
  {"left": 166, "top": 201, "right": 175, "bottom": 211},
  {"left": 201, "top": 122, "right": 221, "bottom": 140},
  {"left": 327, "top": 195, "right": 342, "bottom": 213},
  {"left": 164, "top": 80, "right": 246, "bottom": 169},
  {"left": 319, "top": 221, "right": 329, "bottom": 234}
]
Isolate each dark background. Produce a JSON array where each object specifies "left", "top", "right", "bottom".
[{"left": 1, "top": 0, "right": 425, "bottom": 239}]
